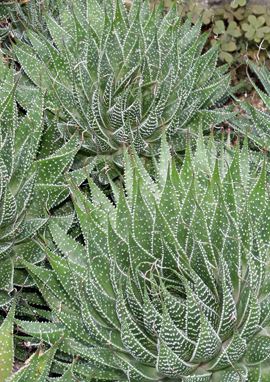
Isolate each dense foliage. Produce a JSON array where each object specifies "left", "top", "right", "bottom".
[{"left": 0, "top": 0, "right": 270, "bottom": 381}]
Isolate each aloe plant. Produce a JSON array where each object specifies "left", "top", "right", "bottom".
[
  {"left": 13, "top": 134, "right": 270, "bottom": 381},
  {"left": 0, "top": 58, "right": 90, "bottom": 307},
  {"left": 13, "top": 0, "right": 232, "bottom": 183}
]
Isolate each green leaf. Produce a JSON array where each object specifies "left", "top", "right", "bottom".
[
  {"left": 16, "top": 320, "right": 66, "bottom": 344},
  {"left": 248, "top": 367, "right": 261, "bottom": 382},
  {"left": 0, "top": 258, "right": 13, "bottom": 293},
  {"left": 246, "top": 336, "right": 270, "bottom": 365},
  {"left": 14, "top": 42, "right": 50, "bottom": 88},
  {"left": 35, "top": 134, "right": 79, "bottom": 184},
  {"left": 213, "top": 20, "right": 225, "bottom": 34},
  {"left": 209, "top": 333, "right": 246, "bottom": 371},
  {"left": 157, "top": 340, "right": 195, "bottom": 377},
  {"left": 0, "top": 302, "right": 15, "bottom": 382},
  {"left": 191, "top": 313, "right": 221, "bottom": 363}
]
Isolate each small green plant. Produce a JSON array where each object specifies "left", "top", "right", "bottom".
[
  {"left": 13, "top": 0, "right": 231, "bottom": 184},
  {"left": 242, "top": 14, "right": 270, "bottom": 43},
  {"left": 212, "top": 20, "right": 241, "bottom": 63},
  {"left": 230, "top": 0, "right": 246, "bottom": 8},
  {"left": 14, "top": 135, "right": 270, "bottom": 381}
]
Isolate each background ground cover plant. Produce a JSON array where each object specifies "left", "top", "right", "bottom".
[
  {"left": 177, "top": 1, "right": 270, "bottom": 63},
  {"left": 159, "top": 0, "right": 270, "bottom": 97}
]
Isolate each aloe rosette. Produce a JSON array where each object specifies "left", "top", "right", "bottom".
[
  {"left": 13, "top": 0, "right": 232, "bottom": 183},
  {"left": 12, "top": 134, "right": 270, "bottom": 381}
]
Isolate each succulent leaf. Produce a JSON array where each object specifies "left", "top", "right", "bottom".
[{"left": 0, "top": 302, "right": 15, "bottom": 382}]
